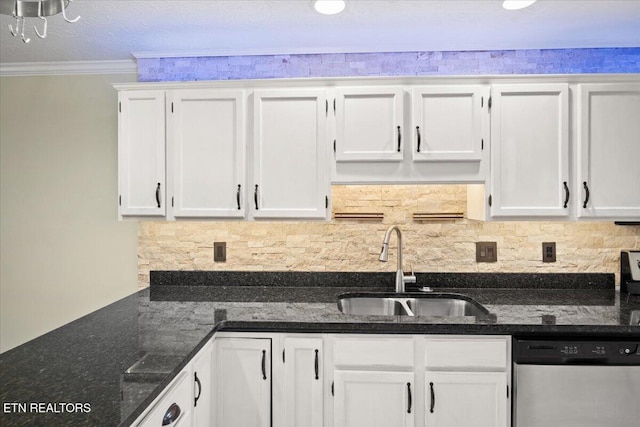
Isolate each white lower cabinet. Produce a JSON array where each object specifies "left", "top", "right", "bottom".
[
  {"left": 329, "top": 335, "right": 509, "bottom": 427},
  {"left": 133, "top": 340, "right": 214, "bottom": 427},
  {"left": 134, "top": 370, "right": 192, "bottom": 427},
  {"left": 334, "top": 370, "right": 415, "bottom": 427},
  {"left": 424, "top": 337, "right": 510, "bottom": 427},
  {"left": 212, "top": 337, "right": 271, "bottom": 427},
  {"left": 192, "top": 340, "right": 213, "bottom": 426},
  {"left": 425, "top": 372, "right": 507, "bottom": 427},
  {"left": 282, "top": 337, "right": 324, "bottom": 427},
  {"left": 140, "top": 333, "right": 510, "bottom": 427}
]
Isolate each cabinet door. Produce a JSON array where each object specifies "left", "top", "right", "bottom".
[
  {"left": 577, "top": 83, "right": 640, "bottom": 219},
  {"left": 252, "top": 89, "right": 329, "bottom": 219},
  {"left": 169, "top": 89, "right": 245, "bottom": 218},
  {"left": 192, "top": 340, "right": 213, "bottom": 427},
  {"left": 334, "top": 371, "right": 414, "bottom": 427},
  {"left": 212, "top": 338, "right": 271, "bottom": 427},
  {"left": 135, "top": 370, "right": 191, "bottom": 427},
  {"left": 334, "top": 87, "right": 404, "bottom": 162},
  {"left": 118, "top": 90, "right": 166, "bottom": 217},
  {"left": 412, "top": 85, "right": 487, "bottom": 162},
  {"left": 425, "top": 372, "right": 507, "bottom": 427},
  {"left": 283, "top": 337, "right": 323, "bottom": 427},
  {"left": 490, "top": 84, "right": 569, "bottom": 217}
]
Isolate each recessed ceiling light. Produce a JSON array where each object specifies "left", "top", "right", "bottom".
[
  {"left": 503, "top": 0, "right": 537, "bottom": 10},
  {"left": 314, "top": 0, "right": 346, "bottom": 15}
]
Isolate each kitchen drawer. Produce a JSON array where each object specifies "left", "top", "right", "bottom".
[
  {"left": 333, "top": 336, "right": 414, "bottom": 368},
  {"left": 136, "top": 370, "right": 191, "bottom": 427},
  {"left": 425, "top": 337, "right": 508, "bottom": 370}
]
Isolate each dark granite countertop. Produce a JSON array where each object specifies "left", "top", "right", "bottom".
[{"left": 1, "top": 271, "right": 639, "bottom": 426}]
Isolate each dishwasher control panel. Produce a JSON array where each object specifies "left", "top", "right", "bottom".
[{"left": 514, "top": 339, "right": 640, "bottom": 365}]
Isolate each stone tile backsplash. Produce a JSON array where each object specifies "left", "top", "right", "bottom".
[{"left": 137, "top": 185, "right": 639, "bottom": 288}]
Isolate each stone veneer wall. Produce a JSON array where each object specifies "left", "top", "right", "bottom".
[
  {"left": 137, "top": 185, "right": 639, "bottom": 288},
  {"left": 137, "top": 48, "right": 640, "bottom": 82}
]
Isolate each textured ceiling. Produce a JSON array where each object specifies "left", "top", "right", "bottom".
[{"left": 1, "top": 0, "right": 639, "bottom": 64}]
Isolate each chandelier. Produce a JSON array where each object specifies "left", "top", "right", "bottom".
[{"left": 1, "top": 0, "right": 80, "bottom": 43}]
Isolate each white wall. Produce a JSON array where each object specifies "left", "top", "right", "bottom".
[{"left": 0, "top": 73, "right": 139, "bottom": 353}]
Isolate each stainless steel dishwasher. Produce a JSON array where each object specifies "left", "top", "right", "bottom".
[{"left": 513, "top": 338, "right": 640, "bottom": 427}]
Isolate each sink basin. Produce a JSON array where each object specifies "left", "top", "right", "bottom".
[
  {"left": 337, "top": 293, "right": 489, "bottom": 317},
  {"left": 630, "top": 311, "right": 640, "bottom": 326}
]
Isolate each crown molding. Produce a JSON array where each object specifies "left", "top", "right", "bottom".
[{"left": 0, "top": 60, "right": 137, "bottom": 76}]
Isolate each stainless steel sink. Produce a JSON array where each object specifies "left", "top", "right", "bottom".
[
  {"left": 337, "top": 293, "right": 489, "bottom": 317},
  {"left": 630, "top": 310, "right": 640, "bottom": 326}
]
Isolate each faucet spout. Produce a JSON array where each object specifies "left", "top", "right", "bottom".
[{"left": 379, "top": 225, "right": 416, "bottom": 293}]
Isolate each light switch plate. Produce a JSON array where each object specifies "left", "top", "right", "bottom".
[
  {"left": 476, "top": 242, "right": 497, "bottom": 262},
  {"left": 214, "top": 242, "right": 226, "bottom": 262}
]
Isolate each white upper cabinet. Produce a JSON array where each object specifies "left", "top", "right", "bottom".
[
  {"left": 489, "top": 84, "right": 570, "bottom": 217},
  {"left": 412, "top": 85, "right": 487, "bottom": 162},
  {"left": 334, "top": 87, "right": 405, "bottom": 162},
  {"left": 118, "top": 90, "right": 166, "bottom": 217},
  {"left": 168, "top": 89, "right": 245, "bottom": 218},
  {"left": 252, "top": 89, "right": 329, "bottom": 219},
  {"left": 577, "top": 83, "right": 640, "bottom": 219}
]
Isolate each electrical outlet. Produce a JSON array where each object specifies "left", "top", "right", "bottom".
[
  {"left": 214, "top": 242, "right": 226, "bottom": 262},
  {"left": 476, "top": 242, "right": 497, "bottom": 262},
  {"left": 542, "top": 242, "right": 556, "bottom": 263}
]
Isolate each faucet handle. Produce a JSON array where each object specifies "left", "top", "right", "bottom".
[{"left": 404, "top": 264, "right": 417, "bottom": 284}]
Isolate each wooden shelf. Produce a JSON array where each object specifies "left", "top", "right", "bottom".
[
  {"left": 333, "top": 212, "right": 384, "bottom": 221},
  {"left": 413, "top": 212, "right": 464, "bottom": 221}
]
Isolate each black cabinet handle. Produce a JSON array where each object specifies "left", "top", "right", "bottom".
[
  {"left": 583, "top": 182, "right": 590, "bottom": 208},
  {"left": 261, "top": 350, "right": 267, "bottom": 380},
  {"left": 563, "top": 181, "right": 570, "bottom": 208},
  {"left": 416, "top": 126, "right": 421, "bottom": 153},
  {"left": 162, "top": 403, "right": 181, "bottom": 425},
  {"left": 407, "top": 382, "right": 412, "bottom": 414},
  {"left": 397, "top": 126, "right": 401, "bottom": 152},
  {"left": 236, "top": 184, "right": 241, "bottom": 210},
  {"left": 314, "top": 349, "right": 319, "bottom": 380},
  {"left": 194, "top": 372, "right": 202, "bottom": 407},
  {"left": 155, "top": 183, "right": 161, "bottom": 208},
  {"left": 254, "top": 185, "right": 259, "bottom": 210},
  {"left": 429, "top": 382, "right": 435, "bottom": 413}
]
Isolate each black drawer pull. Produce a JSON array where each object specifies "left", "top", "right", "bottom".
[
  {"left": 314, "top": 349, "right": 319, "bottom": 380},
  {"left": 254, "top": 185, "right": 259, "bottom": 210},
  {"left": 563, "top": 181, "right": 570, "bottom": 208},
  {"left": 261, "top": 349, "right": 267, "bottom": 380},
  {"left": 194, "top": 372, "right": 202, "bottom": 407},
  {"left": 162, "top": 403, "right": 181, "bottom": 425},
  {"left": 236, "top": 184, "right": 241, "bottom": 210},
  {"left": 429, "top": 382, "right": 435, "bottom": 413},
  {"left": 407, "top": 382, "right": 412, "bottom": 414},
  {"left": 155, "top": 183, "right": 161, "bottom": 208},
  {"left": 416, "top": 126, "right": 421, "bottom": 153},
  {"left": 583, "top": 181, "right": 590, "bottom": 208},
  {"left": 397, "top": 126, "right": 401, "bottom": 152}
]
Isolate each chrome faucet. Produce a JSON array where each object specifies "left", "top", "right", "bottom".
[{"left": 379, "top": 225, "right": 416, "bottom": 293}]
